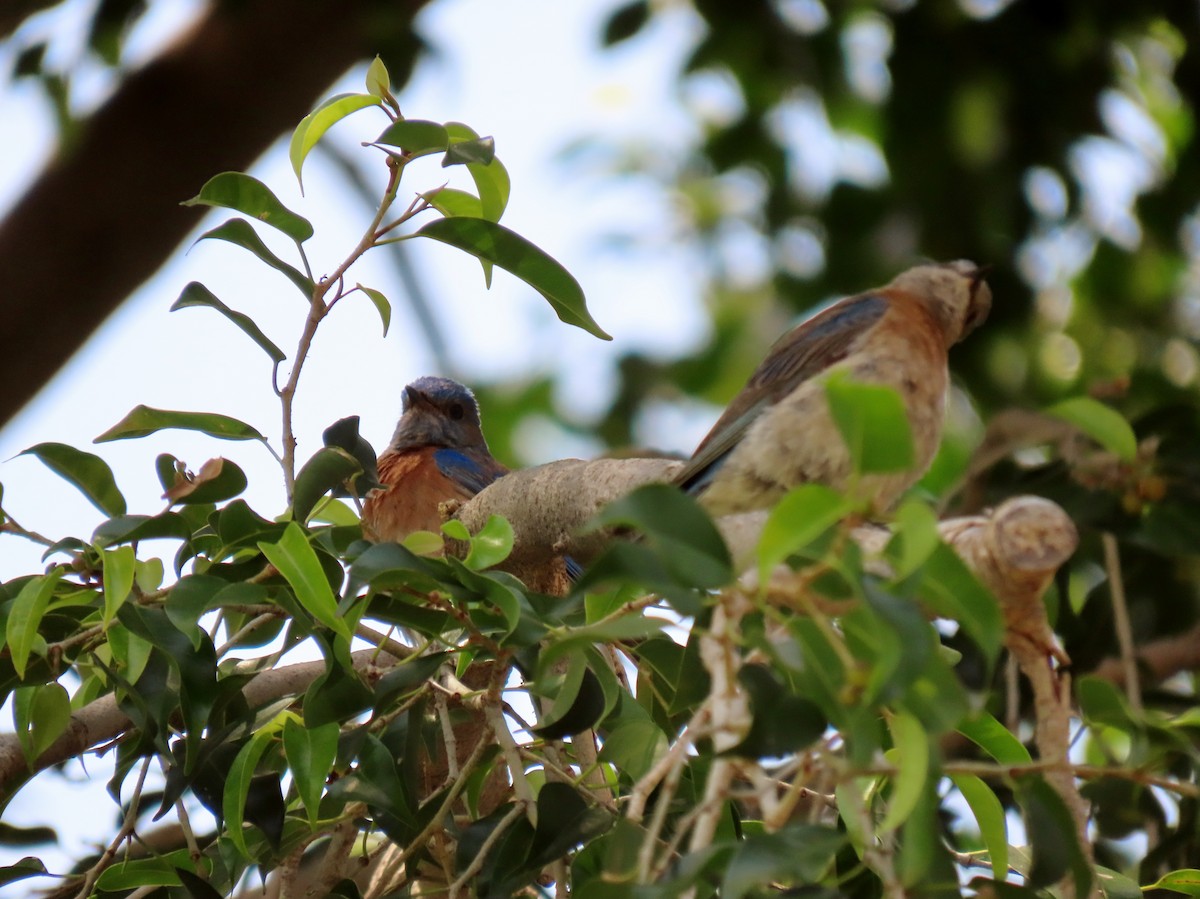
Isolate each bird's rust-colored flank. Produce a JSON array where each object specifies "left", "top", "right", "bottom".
[{"left": 676, "top": 260, "right": 992, "bottom": 515}]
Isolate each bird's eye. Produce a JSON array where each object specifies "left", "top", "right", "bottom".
[{"left": 449, "top": 403, "right": 465, "bottom": 421}]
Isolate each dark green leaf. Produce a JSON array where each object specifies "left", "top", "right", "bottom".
[
  {"left": 443, "top": 135, "right": 495, "bottom": 167},
  {"left": 728, "top": 664, "right": 827, "bottom": 758},
  {"left": 293, "top": 447, "right": 364, "bottom": 522},
  {"left": 0, "top": 857, "right": 49, "bottom": 887},
  {"left": 93, "top": 512, "right": 193, "bottom": 547},
  {"left": 533, "top": 655, "right": 606, "bottom": 739},
  {"left": 195, "top": 218, "right": 314, "bottom": 298},
  {"left": 163, "top": 457, "right": 248, "bottom": 505},
  {"left": 415, "top": 216, "right": 610, "bottom": 340},
  {"left": 20, "top": 443, "right": 126, "bottom": 516},
  {"left": 603, "top": 0, "right": 651, "bottom": 44},
  {"left": 951, "top": 774, "right": 1008, "bottom": 881},
  {"left": 96, "top": 405, "right": 265, "bottom": 443},
  {"left": 95, "top": 850, "right": 196, "bottom": 890},
  {"left": 283, "top": 719, "right": 338, "bottom": 825},
  {"left": 1018, "top": 776, "right": 1092, "bottom": 896},
  {"left": 722, "top": 826, "right": 846, "bottom": 898},
  {"left": 182, "top": 172, "right": 313, "bottom": 241},
  {"left": 170, "top": 282, "right": 286, "bottom": 363},
  {"left": 373, "top": 118, "right": 448, "bottom": 156},
  {"left": 590, "top": 483, "right": 731, "bottom": 588},
  {"left": 529, "top": 782, "right": 612, "bottom": 868}
]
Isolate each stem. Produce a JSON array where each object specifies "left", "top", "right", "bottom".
[
  {"left": 279, "top": 156, "right": 406, "bottom": 500},
  {"left": 1102, "top": 532, "right": 1142, "bottom": 713}
]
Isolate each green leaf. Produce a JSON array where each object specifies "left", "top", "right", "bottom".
[
  {"left": 283, "top": 719, "right": 339, "bottom": 826},
  {"left": 290, "top": 92, "right": 383, "bottom": 189},
  {"left": 27, "top": 682, "right": 70, "bottom": 759},
  {"left": 415, "top": 216, "right": 610, "bottom": 340},
  {"left": 1076, "top": 675, "right": 1140, "bottom": 731},
  {"left": 20, "top": 443, "right": 126, "bottom": 516},
  {"left": 597, "top": 717, "right": 667, "bottom": 781},
  {"left": 951, "top": 773, "right": 1009, "bottom": 882},
  {"left": 96, "top": 405, "right": 265, "bottom": 443},
  {"left": 0, "top": 857, "right": 49, "bottom": 888},
  {"left": 957, "top": 712, "right": 1032, "bottom": 765},
  {"left": 880, "top": 711, "right": 929, "bottom": 833},
  {"left": 757, "top": 484, "right": 855, "bottom": 584},
  {"left": 722, "top": 826, "right": 846, "bottom": 899},
  {"left": 223, "top": 714, "right": 290, "bottom": 859},
  {"left": 182, "top": 172, "right": 313, "bottom": 242},
  {"left": 1046, "top": 396, "right": 1136, "bottom": 461},
  {"left": 591, "top": 483, "right": 731, "bottom": 589},
  {"left": 162, "top": 457, "right": 248, "bottom": 506},
  {"left": 422, "top": 186, "right": 483, "bottom": 218},
  {"left": 886, "top": 498, "right": 941, "bottom": 579},
  {"left": 373, "top": 119, "right": 449, "bottom": 156},
  {"left": 355, "top": 283, "right": 391, "bottom": 336},
  {"left": 365, "top": 55, "right": 390, "bottom": 99},
  {"left": 258, "top": 523, "right": 348, "bottom": 639},
  {"left": 825, "top": 375, "right": 915, "bottom": 474},
  {"left": 6, "top": 570, "right": 62, "bottom": 679},
  {"left": 457, "top": 514, "right": 514, "bottom": 570},
  {"left": 101, "top": 545, "right": 136, "bottom": 626},
  {"left": 443, "top": 135, "right": 496, "bottom": 167},
  {"left": 1018, "top": 776, "right": 1092, "bottom": 897},
  {"left": 293, "top": 447, "right": 364, "bottom": 522},
  {"left": 170, "top": 282, "right": 286, "bottom": 363},
  {"left": 195, "top": 218, "right": 314, "bottom": 298},
  {"left": 94, "top": 850, "right": 197, "bottom": 890},
  {"left": 918, "top": 544, "right": 1003, "bottom": 664},
  {"left": 1146, "top": 870, "right": 1200, "bottom": 896},
  {"left": 730, "top": 665, "right": 827, "bottom": 758},
  {"left": 445, "top": 122, "right": 511, "bottom": 222}
]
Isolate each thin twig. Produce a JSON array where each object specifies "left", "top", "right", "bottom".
[
  {"left": 72, "top": 755, "right": 152, "bottom": 899},
  {"left": 1102, "top": 532, "right": 1142, "bottom": 713},
  {"left": 447, "top": 802, "right": 527, "bottom": 899}
]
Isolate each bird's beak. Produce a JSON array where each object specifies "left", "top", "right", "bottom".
[
  {"left": 969, "top": 264, "right": 993, "bottom": 296},
  {"left": 403, "top": 386, "right": 430, "bottom": 412}
]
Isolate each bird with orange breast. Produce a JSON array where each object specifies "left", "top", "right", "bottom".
[
  {"left": 674, "top": 260, "right": 992, "bottom": 515},
  {"left": 362, "top": 376, "right": 508, "bottom": 544}
]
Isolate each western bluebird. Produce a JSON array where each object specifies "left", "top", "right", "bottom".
[
  {"left": 675, "top": 260, "right": 992, "bottom": 515},
  {"left": 362, "top": 376, "right": 508, "bottom": 543}
]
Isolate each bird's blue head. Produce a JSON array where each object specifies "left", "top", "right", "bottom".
[{"left": 389, "top": 376, "right": 488, "bottom": 451}]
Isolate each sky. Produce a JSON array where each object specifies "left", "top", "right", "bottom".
[{"left": 0, "top": 0, "right": 716, "bottom": 878}]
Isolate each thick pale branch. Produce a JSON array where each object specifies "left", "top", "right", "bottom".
[{"left": 0, "top": 649, "right": 402, "bottom": 798}]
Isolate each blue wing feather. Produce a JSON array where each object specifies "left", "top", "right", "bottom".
[{"left": 433, "top": 447, "right": 507, "bottom": 496}]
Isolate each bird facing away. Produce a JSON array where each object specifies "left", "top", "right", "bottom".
[
  {"left": 675, "top": 260, "right": 992, "bottom": 516},
  {"left": 361, "top": 376, "right": 508, "bottom": 543}
]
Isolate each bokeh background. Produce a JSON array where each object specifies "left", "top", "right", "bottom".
[{"left": 3, "top": 0, "right": 1200, "bottom": 881}]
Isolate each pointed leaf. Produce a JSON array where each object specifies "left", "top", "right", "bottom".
[
  {"left": 0, "top": 858, "right": 49, "bottom": 888},
  {"left": 445, "top": 122, "right": 511, "bottom": 222},
  {"left": 27, "top": 682, "right": 70, "bottom": 759},
  {"left": 20, "top": 443, "right": 126, "bottom": 516},
  {"left": 102, "top": 545, "right": 136, "bottom": 626},
  {"left": 223, "top": 715, "right": 290, "bottom": 858},
  {"left": 171, "top": 282, "right": 286, "bottom": 363},
  {"left": 258, "top": 523, "right": 348, "bottom": 639},
  {"left": 162, "top": 457, "right": 247, "bottom": 505},
  {"left": 365, "top": 56, "right": 390, "bottom": 99},
  {"left": 951, "top": 774, "right": 1009, "bottom": 881},
  {"left": 415, "top": 216, "right": 608, "bottom": 339},
  {"left": 96, "top": 405, "right": 265, "bottom": 443},
  {"left": 373, "top": 119, "right": 449, "bottom": 156},
  {"left": 825, "top": 375, "right": 915, "bottom": 474},
  {"left": 1046, "top": 396, "right": 1136, "bottom": 461},
  {"left": 880, "top": 711, "right": 929, "bottom": 833},
  {"left": 957, "top": 712, "right": 1032, "bottom": 765},
  {"left": 195, "top": 218, "right": 314, "bottom": 298},
  {"left": 182, "top": 172, "right": 313, "bottom": 242},
  {"left": 757, "top": 484, "right": 854, "bottom": 584},
  {"left": 293, "top": 447, "right": 364, "bottom": 522},
  {"left": 6, "top": 570, "right": 63, "bottom": 679},
  {"left": 283, "top": 719, "right": 339, "bottom": 826},
  {"left": 354, "top": 284, "right": 391, "bottom": 336},
  {"left": 290, "top": 92, "right": 382, "bottom": 189},
  {"left": 422, "top": 187, "right": 483, "bottom": 218}
]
